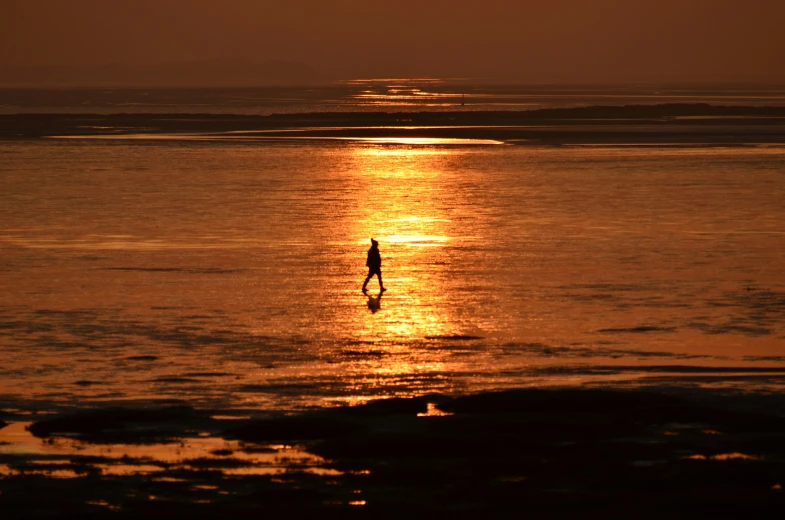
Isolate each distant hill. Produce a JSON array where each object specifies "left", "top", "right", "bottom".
[{"left": 0, "top": 59, "right": 323, "bottom": 87}]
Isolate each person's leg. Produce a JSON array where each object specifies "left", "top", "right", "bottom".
[
  {"left": 377, "top": 270, "right": 385, "bottom": 291},
  {"left": 362, "top": 270, "right": 373, "bottom": 291}
]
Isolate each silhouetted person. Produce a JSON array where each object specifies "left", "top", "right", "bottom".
[{"left": 362, "top": 238, "right": 386, "bottom": 293}]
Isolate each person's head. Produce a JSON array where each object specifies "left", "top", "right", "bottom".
[{"left": 371, "top": 238, "right": 378, "bottom": 247}]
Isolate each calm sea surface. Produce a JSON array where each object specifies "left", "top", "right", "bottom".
[
  {"left": 2, "top": 137, "right": 785, "bottom": 411},
  {"left": 3, "top": 81, "right": 785, "bottom": 114}
]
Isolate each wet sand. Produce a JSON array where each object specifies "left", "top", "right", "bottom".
[{"left": 2, "top": 388, "right": 784, "bottom": 517}]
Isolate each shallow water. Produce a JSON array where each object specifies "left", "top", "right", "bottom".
[
  {"left": 1, "top": 139, "right": 785, "bottom": 411},
  {"left": 0, "top": 421, "right": 335, "bottom": 479}
]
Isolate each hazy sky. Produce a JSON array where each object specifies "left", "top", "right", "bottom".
[{"left": 3, "top": 0, "right": 785, "bottom": 82}]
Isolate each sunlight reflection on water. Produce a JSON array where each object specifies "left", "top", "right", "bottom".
[
  {"left": 1, "top": 140, "right": 785, "bottom": 410},
  {"left": 0, "top": 422, "right": 337, "bottom": 478}
]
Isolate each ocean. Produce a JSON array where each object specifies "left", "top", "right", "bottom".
[
  {"left": 3, "top": 80, "right": 785, "bottom": 115},
  {"left": 2, "top": 114, "right": 784, "bottom": 412}
]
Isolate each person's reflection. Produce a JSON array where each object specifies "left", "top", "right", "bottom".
[{"left": 367, "top": 291, "right": 383, "bottom": 313}]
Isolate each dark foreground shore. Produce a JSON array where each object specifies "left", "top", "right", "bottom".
[
  {"left": 2, "top": 103, "right": 785, "bottom": 145},
  {"left": 2, "top": 388, "right": 784, "bottom": 518}
]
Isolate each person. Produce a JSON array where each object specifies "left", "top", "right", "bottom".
[{"left": 362, "top": 238, "right": 386, "bottom": 293}]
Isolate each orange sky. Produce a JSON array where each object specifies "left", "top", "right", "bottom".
[{"left": 3, "top": 0, "right": 785, "bottom": 83}]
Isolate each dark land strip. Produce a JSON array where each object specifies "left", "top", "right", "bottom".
[{"left": 2, "top": 104, "right": 785, "bottom": 144}]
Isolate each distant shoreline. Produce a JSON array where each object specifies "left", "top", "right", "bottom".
[{"left": 2, "top": 104, "right": 785, "bottom": 145}]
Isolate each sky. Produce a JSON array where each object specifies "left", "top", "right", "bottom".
[{"left": 2, "top": 0, "right": 785, "bottom": 83}]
